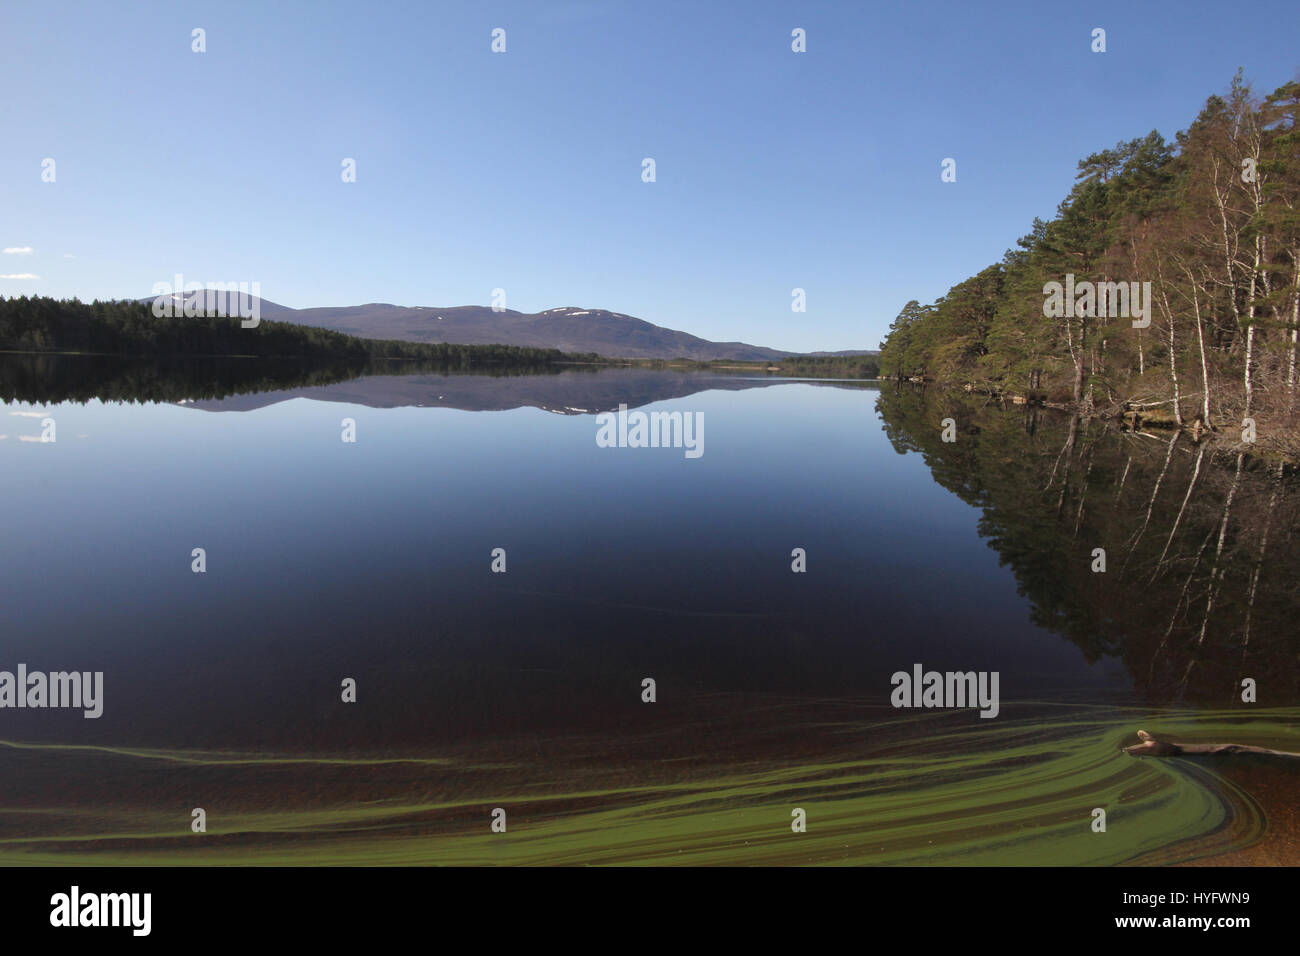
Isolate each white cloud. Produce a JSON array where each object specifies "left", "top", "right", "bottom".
[
  {"left": 0, "top": 273, "right": 40, "bottom": 279},
  {"left": 63, "top": 253, "right": 75, "bottom": 259},
  {"left": 2, "top": 247, "right": 34, "bottom": 255}
]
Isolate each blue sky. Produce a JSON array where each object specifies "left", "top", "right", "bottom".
[{"left": 1, "top": 0, "right": 1296, "bottom": 352}]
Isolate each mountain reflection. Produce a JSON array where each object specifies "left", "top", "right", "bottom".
[{"left": 0, "top": 354, "right": 871, "bottom": 413}]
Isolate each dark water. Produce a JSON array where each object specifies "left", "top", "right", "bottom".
[
  {"left": 7, "top": 357, "right": 1295, "bottom": 756},
  {"left": 3, "top": 357, "right": 1300, "bottom": 866},
  {"left": 2, "top": 358, "right": 1300, "bottom": 868}
]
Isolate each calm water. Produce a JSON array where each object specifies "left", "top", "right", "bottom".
[
  {"left": 2, "top": 359, "right": 1297, "bottom": 864},
  {"left": 0, "top": 367, "right": 1127, "bottom": 749}
]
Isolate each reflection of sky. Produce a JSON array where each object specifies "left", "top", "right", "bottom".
[{"left": 0, "top": 384, "right": 1122, "bottom": 746}]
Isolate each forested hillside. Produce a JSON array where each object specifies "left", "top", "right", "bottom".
[
  {"left": 0, "top": 296, "right": 600, "bottom": 367},
  {"left": 879, "top": 73, "right": 1299, "bottom": 457}
]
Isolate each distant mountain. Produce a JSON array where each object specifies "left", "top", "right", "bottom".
[
  {"left": 285, "top": 303, "right": 794, "bottom": 361},
  {"left": 136, "top": 292, "right": 870, "bottom": 361},
  {"left": 803, "top": 349, "right": 879, "bottom": 357},
  {"left": 137, "top": 290, "right": 297, "bottom": 320}
]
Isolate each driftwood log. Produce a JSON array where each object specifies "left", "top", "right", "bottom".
[{"left": 1123, "top": 729, "right": 1300, "bottom": 758}]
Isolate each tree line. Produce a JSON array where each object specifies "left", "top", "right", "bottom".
[
  {"left": 878, "top": 73, "right": 1299, "bottom": 460},
  {"left": 772, "top": 354, "right": 881, "bottom": 378},
  {"left": 0, "top": 296, "right": 603, "bottom": 368},
  {"left": 621, "top": 355, "right": 882, "bottom": 377}
]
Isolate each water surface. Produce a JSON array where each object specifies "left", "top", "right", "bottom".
[{"left": 1, "top": 359, "right": 1296, "bottom": 864}]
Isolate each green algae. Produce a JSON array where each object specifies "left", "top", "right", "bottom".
[{"left": 0, "top": 706, "right": 1290, "bottom": 866}]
